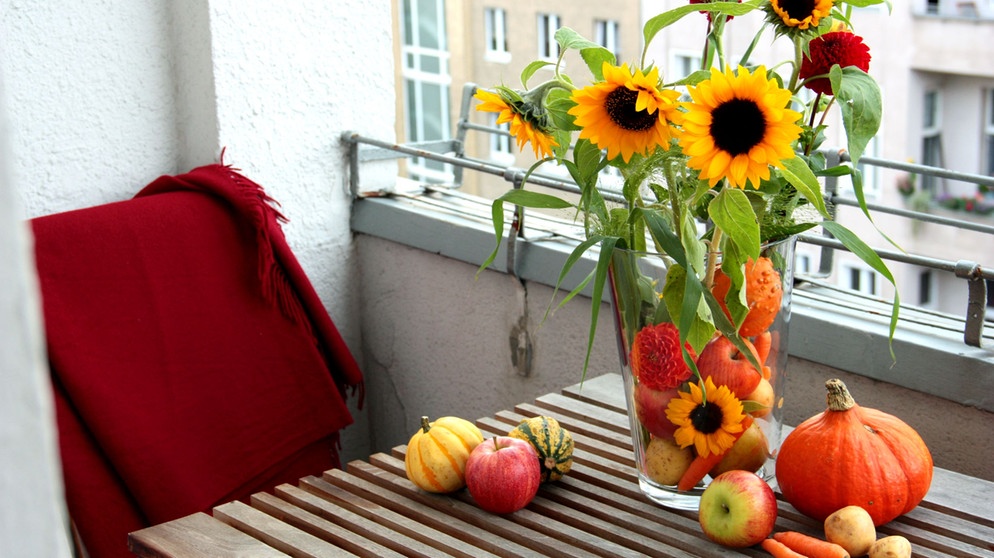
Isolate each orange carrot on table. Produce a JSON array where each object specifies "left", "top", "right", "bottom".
[
  {"left": 761, "top": 538, "right": 807, "bottom": 558},
  {"left": 772, "top": 531, "right": 850, "bottom": 558},
  {"left": 676, "top": 415, "right": 754, "bottom": 492}
]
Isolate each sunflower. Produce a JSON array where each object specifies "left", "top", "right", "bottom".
[
  {"left": 679, "top": 65, "right": 802, "bottom": 189},
  {"left": 665, "top": 376, "right": 747, "bottom": 458},
  {"left": 799, "top": 31, "right": 872, "bottom": 96},
  {"left": 767, "top": 0, "right": 833, "bottom": 31},
  {"left": 474, "top": 87, "right": 557, "bottom": 159},
  {"left": 568, "top": 62, "right": 682, "bottom": 163}
]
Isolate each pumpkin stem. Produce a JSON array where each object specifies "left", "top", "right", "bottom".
[
  {"left": 420, "top": 416, "right": 431, "bottom": 434},
  {"left": 825, "top": 379, "right": 856, "bottom": 412}
]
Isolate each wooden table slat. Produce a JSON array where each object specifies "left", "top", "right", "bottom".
[
  {"left": 128, "top": 512, "right": 289, "bottom": 557},
  {"left": 258, "top": 486, "right": 437, "bottom": 558},
  {"left": 314, "top": 471, "right": 544, "bottom": 558},
  {"left": 127, "top": 373, "right": 994, "bottom": 557},
  {"left": 351, "top": 454, "right": 606, "bottom": 558},
  {"left": 213, "top": 500, "right": 349, "bottom": 558},
  {"left": 279, "top": 476, "right": 501, "bottom": 558}
]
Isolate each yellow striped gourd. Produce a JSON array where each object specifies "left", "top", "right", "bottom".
[{"left": 405, "top": 416, "right": 483, "bottom": 493}]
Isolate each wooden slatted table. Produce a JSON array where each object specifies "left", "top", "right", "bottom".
[{"left": 129, "top": 373, "right": 994, "bottom": 557}]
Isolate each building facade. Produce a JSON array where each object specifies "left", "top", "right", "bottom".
[{"left": 394, "top": 0, "right": 994, "bottom": 319}]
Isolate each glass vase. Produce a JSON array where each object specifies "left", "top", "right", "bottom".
[{"left": 608, "top": 237, "right": 796, "bottom": 510}]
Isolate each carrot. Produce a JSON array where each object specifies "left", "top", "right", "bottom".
[
  {"left": 676, "top": 415, "right": 754, "bottom": 491},
  {"left": 761, "top": 538, "right": 807, "bottom": 558},
  {"left": 772, "top": 531, "right": 851, "bottom": 558},
  {"left": 754, "top": 331, "right": 772, "bottom": 364}
]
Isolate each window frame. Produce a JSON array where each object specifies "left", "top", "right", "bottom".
[
  {"left": 537, "top": 13, "right": 561, "bottom": 62},
  {"left": 400, "top": 0, "right": 454, "bottom": 183},
  {"left": 484, "top": 7, "right": 511, "bottom": 63},
  {"left": 922, "top": 89, "right": 943, "bottom": 194},
  {"left": 593, "top": 19, "right": 620, "bottom": 62}
]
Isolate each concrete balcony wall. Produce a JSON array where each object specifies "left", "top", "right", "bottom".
[{"left": 354, "top": 233, "right": 994, "bottom": 482}]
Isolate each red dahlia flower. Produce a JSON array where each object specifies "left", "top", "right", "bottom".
[
  {"left": 799, "top": 31, "right": 872, "bottom": 96},
  {"left": 630, "top": 322, "right": 696, "bottom": 390}
]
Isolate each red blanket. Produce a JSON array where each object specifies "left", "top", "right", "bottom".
[{"left": 32, "top": 164, "right": 363, "bottom": 557}]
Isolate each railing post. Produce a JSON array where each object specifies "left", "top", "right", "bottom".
[{"left": 955, "top": 260, "right": 988, "bottom": 347}]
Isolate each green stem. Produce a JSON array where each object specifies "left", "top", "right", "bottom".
[
  {"left": 788, "top": 37, "right": 803, "bottom": 93},
  {"left": 704, "top": 226, "right": 723, "bottom": 291}
]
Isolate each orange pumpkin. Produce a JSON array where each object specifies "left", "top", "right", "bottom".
[{"left": 775, "top": 379, "right": 933, "bottom": 526}]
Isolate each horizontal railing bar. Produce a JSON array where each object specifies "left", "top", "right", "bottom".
[
  {"left": 345, "top": 130, "right": 990, "bottom": 345},
  {"left": 829, "top": 195, "right": 994, "bottom": 235},
  {"left": 798, "top": 233, "right": 993, "bottom": 281},
  {"left": 840, "top": 152, "right": 994, "bottom": 187}
]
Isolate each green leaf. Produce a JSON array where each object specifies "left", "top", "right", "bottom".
[
  {"left": 581, "top": 47, "right": 616, "bottom": 81},
  {"left": 663, "top": 264, "right": 715, "bottom": 353},
  {"left": 780, "top": 156, "right": 829, "bottom": 218},
  {"left": 709, "top": 188, "right": 761, "bottom": 261},
  {"left": 496, "top": 189, "right": 574, "bottom": 210},
  {"left": 580, "top": 236, "right": 620, "bottom": 381},
  {"left": 643, "top": 1, "right": 762, "bottom": 48},
  {"left": 821, "top": 220, "right": 900, "bottom": 360},
  {"left": 477, "top": 190, "right": 575, "bottom": 277},
  {"left": 545, "top": 89, "right": 579, "bottom": 132},
  {"left": 833, "top": 67, "right": 882, "bottom": 164},
  {"left": 554, "top": 27, "right": 602, "bottom": 52},
  {"left": 521, "top": 60, "right": 554, "bottom": 87}
]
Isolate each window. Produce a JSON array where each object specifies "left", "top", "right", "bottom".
[
  {"left": 537, "top": 13, "right": 560, "bottom": 61},
  {"left": 400, "top": 0, "right": 453, "bottom": 182},
  {"left": 926, "top": 0, "right": 940, "bottom": 14},
  {"left": 922, "top": 90, "right": 943, "bottom": 194},
  {"left": 594, "top": 19, "right": 620, "bottom": 62},
  {"left": 844, "top": 134, "right": 881, "bottom": 199},
  {"left": 487, "top": 113, "right": 514, "bottom": 165},
  {"left": 985, "top": 89, "right": 994, "bottom": 175},
  {"left": 796, "top": 252, "right": 813, "bottom": 275},
  {"left": 671, "top": 52, "right": 703, "bottom": 101},
  {"left": 842, "top": 262, "right": 879, "bottom": 296},
  {"left": 919, "top": 269, "right": 935, "bottom": 306},
  {"left": 484, "top": 8, "right": 510, "bottom": 63}
]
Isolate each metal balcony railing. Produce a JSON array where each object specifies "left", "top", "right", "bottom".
[{"left": 343, "top": 84, "right": 993, "bottom": 348}]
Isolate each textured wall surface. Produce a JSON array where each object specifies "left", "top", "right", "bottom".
[
  {"left": 357, "top": 235, "right": 994, "bottom": 482},
  {"left": 0, "top": 0, "right": 396, "bottom": 545}
]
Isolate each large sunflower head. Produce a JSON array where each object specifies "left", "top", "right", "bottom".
[
  {"left": 799, "top": 31, "right": 872, "bottom": 96},
  {"left": 567, "top": 62, "right": 683, "bottom": 163},
  {"left": 678, "top": 65, "right": 803, "bottom": 189},
  {"left": 765, "top": 0, "right": 834, "bottom": 35},
  {"left": 474, "top": 86, "right": 558, "bottom": 159},
  {"left": 665, "top": 376, "right": 747, "bottom": 458}
]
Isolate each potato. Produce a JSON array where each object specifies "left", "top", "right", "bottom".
[
  {"left": 869, "top": 535, "right": 912, "bottom": 558},
  {"left": 825, "top": 505, "right": 877, "bottom": 556},
  {"left": 643, "top": 437, "right": 694, "bottom": 486}
]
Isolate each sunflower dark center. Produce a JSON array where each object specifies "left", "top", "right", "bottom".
[
  {"left": 689, "top": 402, "right": 724, "bottom": 434},
  {"left": 605, "top": 86, "right": 658, "bottom": 132},
  {"left": 777, "top": 0, "right": 816, "bottom": 19},
  {"left": 710, "top": 98, "right": 766, "bottom": 156}
]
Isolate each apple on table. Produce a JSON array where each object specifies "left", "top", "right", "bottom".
[
  {"left": 698, "top": 469, "right": 778, "bottom": 548},
  {"left": 465, "top": 436, "right": 541, "bottom": 514}
]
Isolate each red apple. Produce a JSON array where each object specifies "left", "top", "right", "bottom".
[
  {"left": 465, "top": 436, "right": 541, "bottom": 514},
  {"left": 634, "top": 383, "right": 680, "bottom": 438},
  {"left": 698, "top": 470, "right": 777, "bottom": 548},
  {"left": 696, "top": 335, "right": 762, "bottom": 398}
]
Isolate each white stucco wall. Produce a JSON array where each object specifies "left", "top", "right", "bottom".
[{"left": 0, "top": 0, "right": 395, "bottom": 548}]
